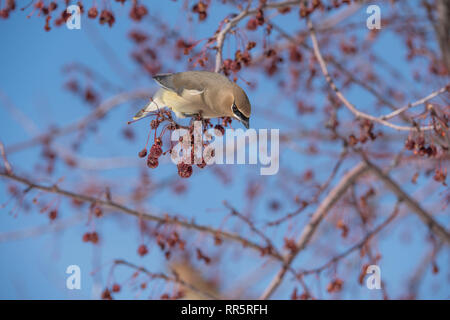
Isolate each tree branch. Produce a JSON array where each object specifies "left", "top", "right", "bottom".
[
  {"left": 0, "top": 170, "right": 283, "bottom": 260},
  {"left": 5, "top": 89, "right": 152, "bottom": 154},
  {"left": 260, "top": 161, "right": 370, "bottom": 299},
  {"left": 214, "top": 0, "right": 301, "bottom": 72},
  {"left": 364, "top": 159, "right": 450, "bottom": 244},
  {"left": 113, "top": 259, "right": 219, "bottom": 299},
  {"left": 307, "top": 18, "right": 442, "bottom": 132}
]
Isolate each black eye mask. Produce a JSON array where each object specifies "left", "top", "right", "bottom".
[{"left": 232, "top": 103, "right": 249, "bottom": 123}]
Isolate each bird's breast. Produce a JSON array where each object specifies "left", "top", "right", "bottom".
[{"left": 161, "top": 89, "right": 222, "bottom": 118}]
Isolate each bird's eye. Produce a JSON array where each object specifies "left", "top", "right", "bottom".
[{"left": 232, "top": 103, "right": 239, "bottom": 114}]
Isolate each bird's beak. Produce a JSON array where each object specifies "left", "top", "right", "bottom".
[{"left": 240, "top": 118, "right": 249, "bottom": 129}]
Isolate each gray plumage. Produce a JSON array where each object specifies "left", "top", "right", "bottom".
[{"left": 133, "top": 71, "right": 251, "bottom": 128}]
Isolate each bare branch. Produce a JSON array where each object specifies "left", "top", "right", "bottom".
[
  {"left": 260, "top": 161, "right": 370, "bottom": 299},
  {"left": 0, "top": 141, "right": 12, "bottom": 174},
  {"left": 307, "top": 18, "right": 439, "bottom": 132},
  {"left": 214, "top": 0, "right": 301, "bottom": 72},
  {"left": 5, "top": 89, "right": 152, "bottom": 154},
  {"left": 113, "top": 259, "right": 219, "bottom": 299},
  {"left": 364, "top": 159, "right": 450, "bottom": 244},
  {"left": 298, "top": 201, "right": 400, "bottom": 276},
  {"left": 380, "top": 86, "right": 449, "bottom": 121},
  {"left": 0, "top": 170, "right": 283, "bottom": 260}
]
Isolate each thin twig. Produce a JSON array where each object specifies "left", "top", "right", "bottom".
[
  {"left": 0, "top": 141, "right": 12, "bottom": 174},
  {"left": 380, "top": 86, "right": 449, "bottom": 120},
  {"left": 224, "top": 200, "right": 279, "bottom": 255}
]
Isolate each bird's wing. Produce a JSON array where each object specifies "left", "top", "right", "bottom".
[{"left": 153, "top": 73, "right": 205, "bottom": 97}]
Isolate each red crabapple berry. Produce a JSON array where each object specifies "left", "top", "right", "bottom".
[
  {"left": 49, "top": 2, "right": 57, "bottom": 11},
  {"left": 147, "top": 156, "right": 159, "bottom": 169},
  {"left": 129, "top": 4, "right": 148, "bottom": 21},
  {"left": 99, "top": 10, "right": 115, "bottom": 27},
  {"left": 93, "top": 207, "right": 103, "bottom": 217},
  {"left": 101, "top": 289, "right": 112, "bottom": 300},
  {"left": 177, "top": 163, "right": 193, "bottom": 178},
  {"left": 246, "top": 18, "right": 258, "bottom": 30},
  {"left": 197, "top": 159, "right": 207, "bottom": 169},
  {"left": 138, "top": 244, "right": 149, "bottom": 256},
  {"left": 48, "top": 209, "right": 58, "bottom": 220},
  {"left": 82, "top": 232, "right": 91, "bottom": 242},
  {"left": 111, "top": 284, "right": 121, "bottom": 293},
  {"left": 88, "top": 6, "right": 98, "bottom": 18},
  {"left": 138, "top": 149, "right": 147, "bottom": 158},
  {"left": 149, "top": 144, "right": 163, "bottom": 158},
  {"left": 90, "top": 232, "right": 99, "bottom": 244}
]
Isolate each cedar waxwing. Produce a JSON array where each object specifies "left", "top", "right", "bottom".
[{"left": 133, "top": 71, "right": 251, "bottom": 129}]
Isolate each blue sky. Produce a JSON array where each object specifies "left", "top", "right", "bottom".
[{"left": 0, "top": 0, "right": 448, "bottom": 299}]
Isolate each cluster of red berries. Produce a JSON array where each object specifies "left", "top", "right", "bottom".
[
  {"left": 131, "top": 45, "right": 162, "bottom": 76},
  {"left": 196, "top": 248, "right": 211, "bottom": 264},
  {"left": 154, "top": 231, "right": 186, "bottom": 260},
  {"left": 222, "top": 44, "right": 255, "bottom": 75},
  {"left": 160, "top": 291, "right": 185, "bottom": 300},
  {"left": 283, "top": 237, "right": 297, "bottom": 253},
  {"left": 291, "top": 288, "right": 310, "bottom": 300},
  {"left": 156, "top": 231, "right": 186, "bottom": 251},
  {"left": 138, "top": 137, "right": 163, "bottom": 169},
  {"left": 129, "top": 2, "right": 148, "bottom": 21},
  {"left": 134, "top": 109, "right": 235, "bottom": 179},
  {"left": 5, "top": 1, "right": 149, "bottom": 30},
  {"left": 246, "top": 9, "right": 264, "bottom": 30},
  {"left": 129, "top": 30, "right": 148, "bottom": 44},
  {"left": 101, "top": 288, "right": 112, "bottom": 300},
  {"left": 0, "top": 0, "right": 15, "bottom": 19},
  {"left": 88, "top": 2, "right": 147, "bottom": 26},
  {"left": 192, "top": 1, "right": 208, "bottom": 21},
  {"left": 348, "top": 120, "right": 377, "bottom": 146},
  {"left": 340, "top": 40, "right": 358, "bottom": 55},
  {"left": 41, "top": 145, "right": 57, "bottom": 174},
  {"left": 83, "top": 231, "right": 99, "bottom": 244},
  {"left": 404, "top": 136, "right": 438, "bottom": 157},
  {"left": 264, "top": 49, "right": 284, "bottom": 76},
  {"left": 99, "top": 9, "right": 115, "bottom": 27},
  {"left": 336, "top": 219, "right": 349, "bottom": 238},
  {"left": 327, "top": 278, "right": 344, "bottom": 293},
  {"left": 299, "top": 0, "right": 352, "bottom": 18},
  {"left": 289, "top": 46, "right": 303, "bottom": 63},
  {"left": 433, "top": 168, "right": 447, "bottom": 185},
  {"left": 65, "top": 79, "right": 100, "bottom": 107},
  {"left": 176, "top": 39, "right": 196, "bottom": 56}
]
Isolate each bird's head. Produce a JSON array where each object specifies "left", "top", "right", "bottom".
[{"left": 230, "top": 85, "right": 251, "bottom": 129}]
